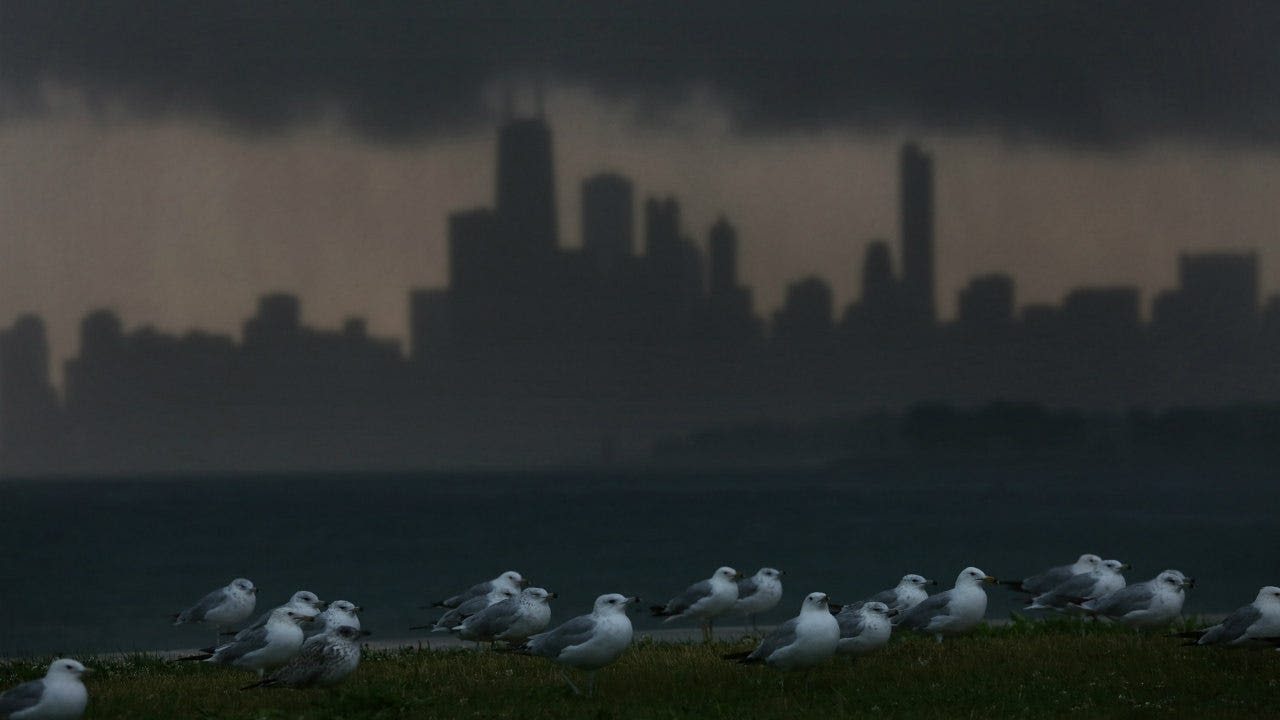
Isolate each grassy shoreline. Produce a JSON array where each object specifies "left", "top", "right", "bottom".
[{"left": 3, "top": 619, "right": 1276, "bottom": 719}]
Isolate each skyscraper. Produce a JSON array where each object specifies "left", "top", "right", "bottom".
[
  {"left": 900, "top": 143, "right": 935, "bottom": 327},
  {"left": 708, "top": 216, "right": 738, "bottom": 299},
  {"left": 581, "top": 173, "right": 633, "bottom": 275},
  {"left": 495, "top": 116, "right": 558, "bottom": 259}
]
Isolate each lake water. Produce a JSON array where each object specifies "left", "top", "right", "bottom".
[{"left": 2, "top": 459, "right": 1277, "bottom": 658}]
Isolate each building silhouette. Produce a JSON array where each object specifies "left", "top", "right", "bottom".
[
  {"left": 7, "top": 122, "right": 1280, "bottom": 475},
  {"left": 900, "top": 143, "right": 936, "bottom": 328}
]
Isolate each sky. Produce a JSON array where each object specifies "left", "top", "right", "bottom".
[{"left": 2, "top": 2, "right": 1279, "bottom": 378}]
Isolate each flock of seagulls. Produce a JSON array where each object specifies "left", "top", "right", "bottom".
[{"left": 5, "top": 553, "right": 1280, "bottom": 715}]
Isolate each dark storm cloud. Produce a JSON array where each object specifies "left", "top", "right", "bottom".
[{"left": 3, "top": 1, "right": 1277, "bottom": 144}]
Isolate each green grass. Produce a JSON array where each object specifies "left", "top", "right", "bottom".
[{"left": 4, "top": 619, "right": 1278, "bottom": 719}]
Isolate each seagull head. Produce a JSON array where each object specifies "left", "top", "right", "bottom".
[
  {"left": 902, "top": 573, "right": 932, "bottom": 588},
  {"left": 756, "top": 567, "right": 782, "bottom": 581},
  {"left": 715, "top": 566, "right": 742, "bottom": 582},
  {"left": 862, "top": 601, "right": 894, "bottom": 618},
  {"left": 524, "top": 587, "right": 555, "bottom": 604},
  {"left": 1255, "top": 586, "right": 1280, "bottom": 606},
  {"left": 594, "top": 593, "right": 637, "bottom": 614},
  {"left": 1157, "top": 570, "right": 1193, "bottom": 590},
  {"left": 1076, "top": 554, "right": 1103, "bottom": 571},
  {"left": 1103, "top": 560, "right": 1130, "bottom": 574},
  {"left": 499, "top": 571, "right": 527, "bottom": 588},
  {"left": 231, "top": 578, "right": 257, "bottom": 595},
  {"left": 802, "top": 592, "right": 830, "bottom": 612},
  {"left": 290, "top": 591, "right": 325, "bottom": 611},
  {"left": 957, "top": 567, "right": 998, "bottom": 587},
  {"left": 47, "top": 659, "right": 88, "bottom": 681},
  {"left": 279, "top": 608, "right": 317, "bottom": 624},
  {"left": 328, "top": 600, "right": 361, "bottom": 616}
]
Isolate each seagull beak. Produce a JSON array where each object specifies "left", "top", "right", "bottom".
[
  {"left": 735, "top": 572, "right": 745, "bottom": 580},
  {"left": 928, "top": 579, "right": 938, "bottom": 586},
  {"left": 353, "top": 606, "right": 364, "bottom": 613},
  {"left": 1119, "top": 564, "right": 1132, "bottom": 571},
  {"left": 887, "top": 608, "right": 900, "bottom": 617},
  {"left": 547, "top": 591, "right": 559, "bottom": 599},
  {"left": 300, "top": 614, "right": 317, "bottom": 622},
  {"left": 983, "top": 576, "right": 998, "bottom": 584},
  {"left": 624, "top": 596, "right": 640, "bottom": 606},
  {"left": 519, "top": 578, "right": 529, "bottom": 586},
  {"left": 1183, "top": 578, "right": 1197, "bottom": 589},
  {"left": 359, "top": 629, "right": 372, "bottom": 637}
]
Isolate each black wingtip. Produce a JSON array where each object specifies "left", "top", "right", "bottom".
[
  {"left": 175, "top": 652, "right": 213, "bottom": 663},
  {"left": 649, "top": 605, "right": 669, "bottom": 617},
  {"left": 997, "top": 580, "right": 1026, "bottom": 592},
  {"left": 721, "top": 651, "right": 753, "bottom": 661}
]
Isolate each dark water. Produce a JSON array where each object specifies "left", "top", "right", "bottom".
[{"left": 2, "top": 460, "right": 1278, "bottom": 658}]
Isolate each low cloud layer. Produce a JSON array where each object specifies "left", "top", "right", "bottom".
[{"left": 3, "top": 1, "right": 1277, "bottom": 144}]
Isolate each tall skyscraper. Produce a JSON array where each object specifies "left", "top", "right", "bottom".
[
  {"left": 708, "top": 216, "right": 737, "bottom": 299},
  {"left": 900, "top": 143, "right": 935, "bottom": 327},
  {"left": 495, "top": 116, "right": 558, "bottom": 258},
  {"left": 581, "top": 173, "right": 633, "bottom": 275}
]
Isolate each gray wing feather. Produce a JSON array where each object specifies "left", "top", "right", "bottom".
[
  {"left": 1087, "top": 583, "right": 1155, "bottom": 615},
  {"left": 736, "top": 577, "right": 760, "bottom": 600},
  {"left": 896, "top": 590, "right": 953, "bottom": 629},
  {"left": 1201, "top": 604, "right": 1263, "bottom": 644},
  {"left": 665, "top": 580, "right": 713, "bottom": 614},
  {"left": 1023, "top": 565, "right": 1074, "bottom": 594},
  {"left": 749, "top": 618, "right": 799, "bottom": 660},
  {"left": 216, "top": 625, "right": 270, "bottom": 662},
  {"left": 841, "top": 588, "right": 897, "bottom": 614},
  {"left": 836, "top": 611, "right": 867, "bottom": 638},
  {"left": 527, "top": 615, "right": 597, "bottom": 658},
  {"left": 178, "top": 587, "right": 229, "bottom": 623},
  {"left": 443, "top": 580, "right": 491, "bottom": 608},
  {"left": 461, "top": 600, "right": 522, "bottom": 638},
  {"left": 0, "top": 679, "right": 45, "bottom": 716},
  {"left": 268, "top": 636, "right": 329, "bottom": 686}
]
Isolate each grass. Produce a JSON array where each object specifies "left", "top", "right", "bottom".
[{"left": 3, "top": 618, "right": 1278, "bottom": 719}]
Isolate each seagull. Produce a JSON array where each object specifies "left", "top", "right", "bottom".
[
  {"left": 732, "top": 567, "right": 784, "bottom": 632},
  {"left": 0, "top": 658, "right": 89, "bottom": 720},
  {"left": 1025, "top": 559, "right": 1130, "bottom": 612},
  {"left": 835, "top": 601, "right": 896, "bottom": 658},
  {"left": 180, "top": 606, "right": 316, "bottom": 678},
  {"left": 1181, "top": 586, "right": 1280, "bottom": 646},
  {"left": 228, "top": 590, "right": 325, "bottom": 638},
  {"left": 242, "top": 625, "right": 371, "bottom": 689},
  {"left": 303, "top": 600, "right": 362, "bottom": 639},
  {"left": 651, "top": 566, "right": 741, "bottom": 641},
  {"left": 1079, "top": 569, "right": 1194, "bottom": 630},
  {"left": 519, "top": 593, "right": 638, "bottom": 696},
  {"left": 724, "top": 592, "right": 839, "bottom": 669},
  {"left": 896, "top": 567, "right": 998, "bottom": 642},
  {"left": 414, "top": 587, "right": 517, "bottom": 632},
  {"left": 431, "top": 571, "right": 526, "bottom": 609},
  {"left": 1000, "top": 554, "right": 1102, "bottom": 595},
  {"left": 848, "top": 574, "right": 935, "bottom": 617},
  {"left": 456, "top": 587, "right": 556, "bottom": 645},
  {"left": 173, "top": 578, "right": 257, "bottom": 645}
]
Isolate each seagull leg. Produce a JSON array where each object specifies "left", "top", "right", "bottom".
[
  {"left": 558, "top": 668, "right": 582, "bottom": 695},
  {"left": 586, "top": 670, "right": 598, "bottom": 697}
]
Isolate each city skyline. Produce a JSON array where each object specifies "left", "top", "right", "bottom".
[{"left": 4, "top": 4, "right": 1279, "bottom": 386}]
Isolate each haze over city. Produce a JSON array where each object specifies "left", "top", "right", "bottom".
[{"left": 2, "top": 3, "right": 1279, "bottom": 379}]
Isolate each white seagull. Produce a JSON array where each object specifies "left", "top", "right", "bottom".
[
  {"left": 0, "top": 658, "right": 89, "bottom": 720},
  {"left": 181, "top": 606, "right": 316, "bottom": 678},
  {"left": 230, "top": 590, "right": 325, "bottom": 638},
  {"left": 303, "top": 599, "right": 362, "bottom": 639},
  {"left": 835, "top": 601, "right": 895, "bottom": 658},
  {"left": 1026, "top": 559, "right": 1130, "bottom": 612},
  {"left": 243, "top": 625, "right": 370, "bottom": 689},
  {"left": 1079, "top": 569, "right": 1194, "bottom": 630},
  {"left": 1183, "top": 585, "right": 1280, "bottom": 646},
  {"left": 896, "top": 567, "right": 998, "bottom": 642},
  {"left": 521, "top": 593, "right": 638, "bottom": 696},
  {"left": 1001, "top": 554, "right": 1102, "bottom": 595},
  {"left": 418, "top": 587, "right": 517, "bottom": 632},
  {"left": 851, "top": 573, "right": 935, "bottom": 617},
  {"left": 651, "top": 566, "right": 741, "bottom": 641},
  {"left": 732, "top": 567, "right": 784, "bottom": 632},
  {"left": 726, "top": 592, "right": 839, "bottom": 669},
  {"left": 173, "top": 578, "right": 258, "bottom": 644},
  {"left": 432, "top": 570, "right": 526, "bottom": 609},
  {"left": 456, "top": 587, "right": 556, "bottom": 645}
]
